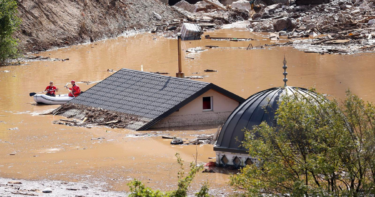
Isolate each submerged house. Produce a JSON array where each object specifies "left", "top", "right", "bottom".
[{"left": 59, "top": 68, "right": 244, "bottom": 131}]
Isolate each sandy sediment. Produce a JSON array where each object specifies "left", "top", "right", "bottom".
[{"left": 0, "top": 178, "right": 127, "bottom": 196}]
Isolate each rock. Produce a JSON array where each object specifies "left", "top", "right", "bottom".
[
  {"left": 273, "top": 17, "right": 293, "bottom": 31},
  {"left": 270, "top": 32, "right": 280, "bottom": 41},
  {"left": 279, "top": 31, "right": 287, "bottom": 36},
  {"left": 153, "top": 12, "right": 162, "bottom": 20},
  {"left": 305, "top": 23, "right": 316, "bottom": 31},
  {"left": 295, "top": 0, "right": 329, "bottom": 5},
  {"left": 252, "top": 13, "right": 262, "bottom": 20},
  {"left": 42, "top": 188, "right": 52, "bottom": 193},
  {"left": 264, "top": 3, "right": 282, "bottom": 15},
  {"left": 368, "top": 19, "right": 375, "bottom": 25},
  {"left": 351, "top": 8, "right": 360, "bottom": 14},
  {"left": 294, "top": 5, "right": 309, "bottom": 12},
  {"left": 253, "top": 21, "right": 274, "bottom": 31},
  {"left": 167, "top": 26, "right": 177, "bottom": 31},
  {"left": 354, "top": 0, "right": 363, "bottom": 6},
  {"left": 340, "top": 4, "right": 352, "bottom": 10},
  {"left": 174, "top": 0, "right": 197, "bottom": 13},
  {"left": 309, "top": 31, "right": 318, "bottom": 37},
  {"left": 195, "top": 1, "right": 213, "bottom": 12},
  {"left": 231, "top": 0, "right": 251, "bottom": 12},
  {"left": 261, "top": 12, "right": 272, "bottom": 19}
]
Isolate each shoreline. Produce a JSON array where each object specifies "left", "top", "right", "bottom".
[{"left": 0, "top": 177, "right": 127, "bottom": 197}]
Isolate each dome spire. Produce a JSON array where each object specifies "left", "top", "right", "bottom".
[{"left": 283, "top": 56, "right": 288, "bottom": 87}]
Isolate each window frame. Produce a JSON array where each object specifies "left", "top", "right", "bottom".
[{"left": 202, "top": 96, "right": 213, "bottom": 111}]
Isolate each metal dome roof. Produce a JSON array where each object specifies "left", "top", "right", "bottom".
[{"left": 214, "top": 86, "right": 319, "bottom": 154}]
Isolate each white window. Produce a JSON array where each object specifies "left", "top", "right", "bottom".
[{"left": 203, "top": 97, "right": 213, "bottom": 111}]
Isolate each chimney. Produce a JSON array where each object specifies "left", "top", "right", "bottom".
[{"left": 176, "top": 35, "right": 185, "bottom": 78}]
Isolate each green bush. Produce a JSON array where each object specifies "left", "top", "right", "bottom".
[
  {"left": 128, "top": 153, "right": 210, "bottom": 197},
  {"left": 0, "top": 0, "right": 21, "bottom": 65}
]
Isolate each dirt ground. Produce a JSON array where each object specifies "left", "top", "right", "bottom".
[{"left": 16, "top": 0, "right": 181, "bottom": 52}]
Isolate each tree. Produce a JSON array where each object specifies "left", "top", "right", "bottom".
[
  {"left": 128, "top": 153, "right": 210, "bottom": 197},
  {"left": 230, "top": 90, "right": 375, "bottom": 196},
  {"left": 0, "top": 0, "right": 21, "bottom": 65}
]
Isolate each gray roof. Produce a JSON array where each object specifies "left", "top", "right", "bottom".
[
  {"left": 214, "top": 86, "right": 319, "bottom": 154},
  {"left": 71, "top": 68, "right": 245, "bottom": 130}
]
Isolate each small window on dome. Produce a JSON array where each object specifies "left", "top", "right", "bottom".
[{"left": 203, "top": 97, "right": 213, "bottom": 111}]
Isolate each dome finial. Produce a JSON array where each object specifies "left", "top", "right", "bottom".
[{"left": 283, "top": 56, "right": 288, "bottom": 87}]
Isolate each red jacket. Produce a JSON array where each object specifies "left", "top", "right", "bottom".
[
  {"left": 45, "top": 86, "right": 57, "bottom": 95},
  {"left": 69, "top": 85, "right": 81, "bottom": 97}
]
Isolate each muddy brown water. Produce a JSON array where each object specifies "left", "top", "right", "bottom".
[{"left": 0, "top": 27, "right": 375, "bottom": 194}]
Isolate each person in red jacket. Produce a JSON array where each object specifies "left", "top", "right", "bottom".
[
  {"left": 45, "top": 81, "right": 58, "bottom": 97},
  {"left": 66, "top": 80, "right": 81, "bottom": 97}
]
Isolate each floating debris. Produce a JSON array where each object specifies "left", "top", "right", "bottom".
[
  {"left": 269, "top": 33, "right": 280, "bottom": 41},
  {"left": 171, "top": 137, "right": 183, "bottom": 145},
  {"left": 186, "top": 47, "right": 206, "bottom": 53},
  {"left": 22, "top": 56, "right": 70, "bottom": 62},
  {"left": 42, "top": 188, "right": 53, "bottom": 193},
  {"left": 152, "top": 72, "right": 169, "bottom": 75},
  {"left": 204, "top": 69, "right": 218, "bottom": 72},
  {"left": 186, "top": 134, "right": 215, "bottom": 145},
  {"left": 91, "top": 137, "right": 105, "bottom": 140},
  {"left": 52, "top": 103, "right": 147, "bottom": 129},
  {"left": 180, "top": 23, "right": 203, "bottom": 40},
  {"left": 185, "top": 76, "right": 204, "bottom": 79},
  {"left": 205, "top": 35, "right": 254, "bottom": 41},
  {"left": 162, "top": 136, "right": 175, "bottom": 139}
]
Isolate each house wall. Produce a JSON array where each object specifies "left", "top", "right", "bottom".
[
  {"left": 152, "top": 89, "right": 240, "bottom": 129},
  {"left": 215, "top": 151, "right": 258, "bottom": 167}
]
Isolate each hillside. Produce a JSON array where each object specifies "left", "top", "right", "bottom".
[{"left": 16, "top": 0, "right": 181, "bottom": 52}]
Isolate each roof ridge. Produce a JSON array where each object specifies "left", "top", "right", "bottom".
[{"left": 120, "top": 68, "right": 210, "bottom": 85}]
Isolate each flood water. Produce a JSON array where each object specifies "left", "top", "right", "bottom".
[{"left": 0, "top": 26, "right": 375, "bottom": 194}]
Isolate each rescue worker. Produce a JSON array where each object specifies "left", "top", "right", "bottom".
[
  {"left": 45, "top": 81, "right": 58, "bottom": 97},
  {"left": 66, "top": 80, "right": 81, "bottom": 97}
]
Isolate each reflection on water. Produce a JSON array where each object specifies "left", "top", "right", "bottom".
[{"left": 0, "top": 28, "right": 374, "bottom": 193}]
